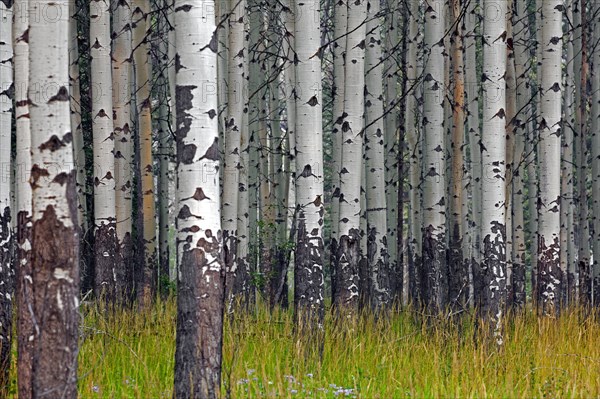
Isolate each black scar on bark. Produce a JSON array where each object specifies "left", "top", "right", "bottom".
[
  {"left": 333, "top": 228, "right": 361, "bottom": 310},
  {"left": 199, "top": 138, "right": 220, "bottom": 161},
  {"left": 39, "top": 135, "right": 66, "bottom": 152},
  {"left": 48, "top": 86, "right": 70, "bottom": 103}
]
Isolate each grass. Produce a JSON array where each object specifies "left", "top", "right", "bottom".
[{"left": 8, "top": 299, "right": 600, "bottom": 398}]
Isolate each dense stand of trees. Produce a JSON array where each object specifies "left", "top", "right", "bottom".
[{"left": 1, "top": 0, "right": 600, "bottom": 396}]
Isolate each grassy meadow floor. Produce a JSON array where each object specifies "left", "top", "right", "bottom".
[{"left": 8, "top": 298, "right": 600, "bottom": 398}]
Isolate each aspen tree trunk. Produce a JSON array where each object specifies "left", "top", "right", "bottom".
[
  {"left": 562, "top": 0, "right": 576, "bottom": 304},
  {"left": 29, "top": 0, "right": 80, "bottom": 394},
  {"left": 574, "top": 0, "right": 590, "bottom": 304},
  {"left": 480, "top": 0, "right": 507, "bottom": 343},
  {"left": 0, "top": 0, "right": 12, "bottom": 392},
  {"left": 293, "top": 0, "right": 325, "bottom": 340},
  {"left": 14, "top": 0, "right": 32, "bottom": 395},
  {"left": 448, "top": 0, "right": 467, "bottom": 311},
  {"left": 512, "top": 0, "right": 531, "bottom": 308},
  {"left": 113, "top": 0, "right": 134, "bottom": 303},
  {"left": 383, "top": 2, "right": 398, "bottom": 300},
  {"left": 90, "top": 0, "right": 118, "bottom": 302},
  {"left": 69, "top": 4, "right": 87, "bottom": 236},
  {"left": 173, "top": 0, "right": 225, "bottom": 396},
  {"left": 528, "top": 0, "right": 541, "bottom": 305},
  {"left": 406, "top": 0, "right": 422, "bottom": 304},
  {"left": 465, "top": 0, "right": 482, "bottom": 305},
  {"left": 335, "top": 0, "right": 367, "bottom": 312},
  {"left": 365, "top": 0, "right": 390, "bottom": 310},
  {"left": 422, "top": 1, "right": 446, "bottom": 312},
  {"left": 590, "top": 5, "right": 600, "bottom": 295},
  {"left": 236, "top": 99, "right": 251, "bottom": 308},
  {"left": 247, "top": 0, "right": 262, "bottom": 292},
  {"left": 157, "top": 0, "right": 172, "bottom": 294},
  {"left": 537, "top": 0, "right": 562, "bottom": 315},
  {"left": 223, "top": 0, "right": 247, "bottom": 308},
  {"left": 330, "top": 0, "right": 347, "bottom": 303},
  {"left": 133, "top": 0, "right": 157, "bottom": 306},
  {"left": 505, "top": 1, "right": 516, "bottom": 307}
]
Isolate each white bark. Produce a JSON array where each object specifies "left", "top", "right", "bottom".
[
  {"left": 365, "top": 0, "right": 390, "bottom": 309},
  {"left": 90, "top": 0, "right": 117, "bottom": 299},
  {"left": 537, "top": 0, "right": 562, "bottom": 315},
  {"left": 293, "top": 0, "right": 325, "bottom": 327},
  {"left": 422, "top": 0, "right": 446, "bottom": 311},
  {"left": 480, "top": 0, "right": 507, "bottom": 341}
]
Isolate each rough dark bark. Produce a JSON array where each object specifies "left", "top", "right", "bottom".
[
  {"left": 538, "top": 236, "right": 561, "bottom": 315},
  {"left": 334, "top": 229, "right": 361, "bottom": 310},
  {"left": 0, "top": 207, "right": 13, "bottom": 397},
  {"left": 294, "top": 210, "right": 325, "bottom": 354},
  {"left": 422, "top": 226, "right": 446, "bottom": 313},
  {"left": 16, "top": 209, "right": 33, "bottom": 399},
  {"left": 31, "top": 205, "right": 80, "bottom": 398},
  {"left": 94, "top": 222, "right": 118, "bottom": 303},
  {"left": 174, "top": 246, "right": 225, "bottom": 398}
]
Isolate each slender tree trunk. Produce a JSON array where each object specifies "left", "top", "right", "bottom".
[
  {"left": 335, "top": 0, "right": 367, "bottom": 312},
  {"left": 364, "top": 0, "right": 390, "bottom": 310},
  {"left": 479, "top": 0, "right": 507, "bottom": 343},
  {"left": 157, "top": 0, "right": 172, "bottom": 295},
  {"left": 0, "top": 0, "right": 12, "bottom": 393},
  {"left": 511, "top": 0, "right": 531, "bottom": 309},
  {"left": 330, "top": 0, "right": 347, "bottom": 304},
  {"left": 422, "top": 1, "right": 446, "bottom": 312},
  {"left": 562, "top": 0, "right": 576, "bottom": 305},
  {"left": 14, "top": 0, "right": 32, "bottom": 395},
  {"left": 590, "top": 3, "right": 600, "bottom": 297},
  {"left": 293, "top": 0, "right": 325, "bottom": 346},
  {"left": 223, "top": 0, "right": 247, "bottom": 309},
  {"left": 113, "top": 0, "right": 134, "bottom": 303},
  {"left": 173, "top": 0, "right": 225, "bottom": 396},
  {"left": 29, "top": 0, "right": 80, "bottom": 394},
  {"left": 574, "top": 0, "right": 591, "bottom": 304},
  {"left": 384, "top": 1, "right": 399, "bottom": 302},
  {"left": 465, "top": 0, "right": 482, "bottom": 307},
  {"left": 406, "top": 0, "right": 422, "bottom": 305},
  {"left": 133, "top": 0, "right": 157, "bottom": 306},
  {"left": 537, "top": 0, "right": 562, "bottom": 315},
  {"left": 90, "top": 0, "right": 118, "bottom": 303},
  {"left": 505, "top": 1, "right": 516, "bottom": 308},
  {"left": 448, "top": 0, "right": 467, "bottom": 311}
]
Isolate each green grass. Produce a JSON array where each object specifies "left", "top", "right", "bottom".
[{"left": 8, "top": 300, "right": 600, "bottom": 398}]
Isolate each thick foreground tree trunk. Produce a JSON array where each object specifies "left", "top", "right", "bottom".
[
  {"left": 30, "top": 0, "right": 80, "bottom": 395},
  {"left": 173, "top": 0, "right": 225, "bottom": 396}
]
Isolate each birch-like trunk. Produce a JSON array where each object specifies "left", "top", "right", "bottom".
[
  {"left": 505, "top": 2, "right": 516, "bottom": 307},
  {"left": 14, "top": 0, "right": 32, "bottom": 395},
  {"left": 406, "top": 0, "right": 422, "bottom": 304},
  {"left": 365, "top": 0, "right": 390, "bottom": 310},
  {"left": 335, "top": 0, "right": 367, "bottom": 312},
  {"left": 465, "top": 0, "right": 482, "bottom": 304},
  {"left": 574, "top": 0, "right": 590, "bottom": 304},
  {"left": 0, "top": 0, "right": 12, "bottom": 392},
  {"left": 422, "top": 1, "right": 446, "bottom": 312},
  {"left": 113, "top": 0, "right": 134, "bottom": 303},
  {"left": 537, "top": 0, "right": 562, "bottom": 315},
  {"left": 90, "top": 0, "right": 118, "bottom": 302},
  {"left": 480, "top": 0, "right": 507, "bottom": 343},
  {"left": 512, "top": 0, "right": 532, "bottom": 308},
  {"left": 448, "top": 0, "right": 467, "bottom": 311},
  {"left": 383, "top": 2, "right": 399, "bottom": 301},
  {"left": 133, "top": 0, "right": 157, "bottom": 306},
  {"left": 561, "top": 0, "right": 576, "bottom": 304},
  {"left": 29, "top": 0, "right": 80, "bottom": 393},
  {"left": 330, "top": 0, "right": 347, "bottom": 302},
  {"left": 223, "top": 0, "right": 247, "bottom": 308},
  {"left": 293, "top": 0, "right": 325, "bottom": 341},
  {"left": 173, "top": 0, "right": 225, "bottom": 396}
]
